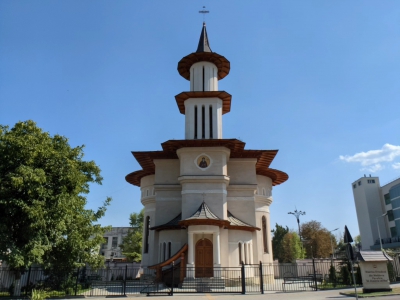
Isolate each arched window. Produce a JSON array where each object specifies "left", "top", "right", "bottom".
[
  {"left": 262, "top": 216, "right": 268, "bottom": 253},
  {"left": 144, "top": 216, "right": 150, "bottom": 253},
  {"left": 168, "top": 242, "right": 172, "bottom": 258},
  {"left": 238, "top": 242, "right": 242, "bottom": 264},
  {"left": 146, "top": 189, "right": 149, "bottom": 196}
]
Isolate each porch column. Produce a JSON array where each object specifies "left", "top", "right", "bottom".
[
  {"left": 213, "top": 231, "right": 221, "bottom": 265},
  {"left": 188, "top": 232, "right": 194, "bottom": 264},
  {"left": 213, "top": 230, "right": 221, "bottom": 278},
  {"left": 187, "top": 232, "right": 195, "bottom": 278},
  {"left": 249, "top": 243, "right": 253, "bottom": 264}
]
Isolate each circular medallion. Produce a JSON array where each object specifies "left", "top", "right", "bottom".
[{"left": 195, "top": 154, "right": 212, "bottom": 170}]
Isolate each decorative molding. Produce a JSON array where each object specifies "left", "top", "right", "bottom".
[
  {"left": 227, "top": 184, "right": 257, "bottom": 191},
  {"left": 141, "top": 198, "right": 156, "bottom": 206},
  {"left": 227, "top": 197, "right": 255, "bottom": 201},
  {"left": 154, "top": 184, "right": 181, "bottom": 191},
  {"left": 178, "top": 175, "right": 230, "bottom": 184},
  {"left": 182, "top": 190, "right": 227, "bottom": 195}
]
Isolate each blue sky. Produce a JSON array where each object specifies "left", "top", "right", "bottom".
[{"left": 1, "top": 1, "right": 400, "bottom": 242}]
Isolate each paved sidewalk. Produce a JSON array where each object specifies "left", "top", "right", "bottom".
[{"left": 58, "top": 284, "right": 400, "bottom": 300}]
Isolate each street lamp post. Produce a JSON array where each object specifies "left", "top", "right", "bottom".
[
  {"left": 329, "top": 228, "right": 339, "bottom": 261},
  {"left": 376, "top": 213, "right": 388, "bottom": 251},
  {"left": 288, "top": 209, "right": 306, "bottom": 240}
]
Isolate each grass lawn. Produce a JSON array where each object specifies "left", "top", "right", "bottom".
[{"left": 341, "top": 287, "right": 400, "bottom": 298}]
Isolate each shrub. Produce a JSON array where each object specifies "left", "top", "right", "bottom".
[
  {"left": 30, "top": 289, "right": 48, "bottom": 300},
  {"left": 340, "top": 265, "right": 352, "bottom": 285},
  {"left": 328, "top": 264, "right": 337, "bottom": 287}
]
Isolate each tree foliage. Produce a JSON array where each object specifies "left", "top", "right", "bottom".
[
  {"left": 119, "top": 209, "right": 144, "bottom": 262},
  {"left": 280, "top": 231, "right": 305, "bottom": 263},
  {"left": 300, "top": 220, "right": 336, "bottom": 258},
  {"left": 271, "top": 223, "right": 289, "bottom": 262},
  {"left": 0, "top": 120, "right": 111, "bottom": 275}
]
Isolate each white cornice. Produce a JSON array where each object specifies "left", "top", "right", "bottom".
[
  {"left": 178, "top": 175, "right": 230, "bottom": 184},
  {"left": 154, "top": 184, "right": 181, "bottom": 191},
  {"left": 141, "top": 197, "right": 156, "bottom": 206},
  {"left": 227, "top": 184, "right": 257, "bottom": 191}
]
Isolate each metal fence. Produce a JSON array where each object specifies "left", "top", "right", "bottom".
[{"left": 0, "top": 258, "right": 399, "bottom": 297}]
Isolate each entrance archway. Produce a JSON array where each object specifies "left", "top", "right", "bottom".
[{"left": 195, "top": 238, "right": 213, "bottom": 277}]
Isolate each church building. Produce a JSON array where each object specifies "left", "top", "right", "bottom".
[{"left": 126, "top": 23, "right": 288, "bottom": 277}]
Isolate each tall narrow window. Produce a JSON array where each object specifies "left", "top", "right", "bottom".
[
  {"left": 144, "top": 216, "right": 150, "bottom": 253},
  {"left": 202, "top": 66, "right": 205, "bottom": 91},
  {"left": 209, "top": 106, "right": 213, "bottom": 139},
  {"left": 194, "top": 106, "right": 198, "bottom": 139},
  {"left": 163, "top": 242, "right": 166, "bottom": 261},
  {"left": 201, "top": 106, "right": 205, "bottom": 139},
  {"left": 262, "top": 216, "right": 268, "bottom": 253},
  {"left": 238, "top": 242, "right": 242, "bottom": 264},
  {"left": 168, "top": 242, "right": 172, "bottom": 258}
]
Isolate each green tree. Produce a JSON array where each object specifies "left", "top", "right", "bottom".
[
  {"left": 271, "top": 223, "right": 289, "bottom": 262},
  {"left": 120, "top": 209, "right": 144, "bottom": 262},
  {"left": 0, "top": 121, "right": 111, "bottom": 278},
  {"left": 301, "top": 220, "right": 336, "bottom": 258},
  {"left": 281, "top": 231, "right": 305, "bottom": 263}
]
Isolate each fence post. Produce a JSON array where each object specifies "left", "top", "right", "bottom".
[
  {"left": 170, "top": 261, "right": 174, "bottom": 296},
  {"left": 312, "top": 258, "right": 318, "bottom": 291},
  {"left": 259, "top": 261, "right": 264, "bottom": 294},
  {"left": 74, "top": 267, "right": 80, "bottom": 296},
  {"left": 123, "top": 264, "right": 127, "bottom": 296},
  {"left": 25, "top": 266, "right": 31, "bottom": 297},
  {"left": 241, "top": 261, "right": 246, "bottom": 294}
]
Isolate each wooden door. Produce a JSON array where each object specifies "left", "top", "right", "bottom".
[{"left": 195, "top": 238, "right": 213, "bottom": 277}]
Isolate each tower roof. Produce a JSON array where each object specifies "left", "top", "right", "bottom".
[
  {"left": 177, "top": 23, "right": 230, "bottom": 80},
  {"left": 196, "top": 22, "right": 212, "bottom": 53}
]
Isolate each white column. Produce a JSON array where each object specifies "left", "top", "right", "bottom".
[
  {"left": 249, "top": 243, "right": 253, "bottom": 264},
  {"left": 213, "top": 231, "right": 221, "bottom": 265},
  {"left": 197, "top": 105, "right": 202, "bottom": 139},
  {"left": 217, "top": 105, "right": 223, "bottom": 138},
  {"left": 188, "top": 233, "right": 194, "bottom": 264},
  {"left": 185, "top": 104, "right": 195, "bottom": 139},
  {"left": 212, "top": 104, "right": 218, "bottom": 139},
  {"left": 204, "top": 105, "right": 210, "bottom": 139}
]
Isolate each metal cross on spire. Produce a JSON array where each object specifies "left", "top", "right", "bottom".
[{"left": 199, "top": 6, "right": 209, "bottom": 22}]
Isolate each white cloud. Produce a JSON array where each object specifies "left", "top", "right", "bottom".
[
  {"left": 363, "top": 164, "right": 384, "bottom": 173},
  {"left": 339, "top": 144, "right": 400, "bottom": 171}
]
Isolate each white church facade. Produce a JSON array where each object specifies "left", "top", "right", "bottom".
[{"left": 126, "top": 23, "right": 288, "bottom": 278}]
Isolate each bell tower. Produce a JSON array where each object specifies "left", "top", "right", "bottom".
[{"left": 175, "top": 23, "right": 232, "bottom": 140}]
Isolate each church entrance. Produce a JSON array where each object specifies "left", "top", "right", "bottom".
[{"left": 195, "top": 238, "right": 213, "bottom": 277}]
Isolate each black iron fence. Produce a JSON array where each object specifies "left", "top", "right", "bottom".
[{"left": 0, "top": 258, "right": 399, "bottom": 297}]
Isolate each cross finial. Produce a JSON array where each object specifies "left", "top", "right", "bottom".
[{"left": 199, "top": 6, "right": 209, "bottom": 22}]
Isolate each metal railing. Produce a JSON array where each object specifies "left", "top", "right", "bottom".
[{"left": 1, "top": 258, "right": 398, "bottom": 297}]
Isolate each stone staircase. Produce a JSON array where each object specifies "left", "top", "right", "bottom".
[{"left": 181, "top": 278, "right": 225, "bottom": 291}]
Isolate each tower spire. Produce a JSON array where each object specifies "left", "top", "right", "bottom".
[{"left": 196, "top": 22, "right": 212, "bottom": 53}]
